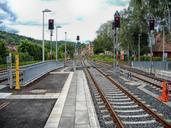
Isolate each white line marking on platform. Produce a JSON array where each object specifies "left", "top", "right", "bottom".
[
  {"left": 50, "top": 72, "right": 70, "bottom": 74},
  {"left": 0, "top": 85, "right": 6, "bottom": 90},
  {"left": 44, "top": 72, "right": 73, "bottom": 128},
  {"left": 6, "top": 93, "right": 60, "bottom": 99},
  {"left": 0, "top": 93, "right": 12, "bottom": 99}
]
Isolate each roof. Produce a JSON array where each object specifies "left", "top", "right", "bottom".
[{"left": 153, "top": 33, "right": 171, "bottom": 52}]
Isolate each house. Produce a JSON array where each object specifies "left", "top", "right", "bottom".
[{"left": 153, "top": 33, "right": 171, "bottom": 58}]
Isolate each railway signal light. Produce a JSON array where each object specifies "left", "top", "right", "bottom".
[
  {"left": 114, "top": 11, "right": 120, "bottom": 28},
  {"left": 149, "top": 16, "right": 155, "bottom": 31},
  {"left": 48, "top": 19, "right": 54, "bottom": 30},
  {"left": 76, "top": 35, "right": 80, "bottom": 41}
]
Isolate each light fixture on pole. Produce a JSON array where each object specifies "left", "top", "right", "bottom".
[
  {"left": 56, "top": 26, "right": 62, "bottom": 61},
  {"left": 42, "top": 9, "right": 52, "bottom": 62}
]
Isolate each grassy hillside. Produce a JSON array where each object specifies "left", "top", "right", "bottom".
[{"left": 0, "top": 30, "right": 78, "bottom": 65}]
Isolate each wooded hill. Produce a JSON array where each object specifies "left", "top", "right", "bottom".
[{"left": 0, "top": 30, "right": 78, "bottom": 64}]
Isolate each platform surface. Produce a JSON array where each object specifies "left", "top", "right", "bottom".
[{"left": 45, "top": 70, "right": 100, "bottom": 128}]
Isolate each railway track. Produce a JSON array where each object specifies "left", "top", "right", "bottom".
[
  {"left": 83, "top": 60, "right": 171, "bottom": 128},
  {"left": 0, "top": 69, "right": 8, "bottom": 83},
  {"left": 94, "top": 61, "right": 171, "bottom": 92}
]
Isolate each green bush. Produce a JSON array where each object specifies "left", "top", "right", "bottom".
[
  {"left": 140, "top": 56, "right": 150, "bottom": 61},
  {"left": 90, "top": 55, "right": 113, "bottom": 63},
  {"left": 153, "top": 57, "right": 162, "bottom": 61},
  {"left": 19, "top": 52, "right": 33, "bottom": 62}
]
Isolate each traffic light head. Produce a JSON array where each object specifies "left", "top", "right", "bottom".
[
  {"left": 48, "top": 19, "right": 54, "bottom": 30},
  {"left": 115, "top": 16, "right": 120, "bottom": 28},
  {"left": 149, "top": 19, "right": 155, "bottom": 31},
  {"left": 76, "top": 35, "right": 80, "bottom": 41}
]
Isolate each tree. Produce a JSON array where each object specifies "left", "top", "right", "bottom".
[
  {"left": 0, "top": 40, "right": 8, "bottom": 64},
  {"left": 93, "top": 0, "right": 171, "bottom": 58},
  {"left": 18, "top": 39, "right": 42, "bottom": 61},
  {"left": 93, "top": 21, "right": 114, "bottom": 54}
]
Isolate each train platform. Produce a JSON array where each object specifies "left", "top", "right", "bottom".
[
  {"left": 0, "top": 66, "right": 100, "bottom": 128},
  {"left": 44, "top": 70, "right": 100, "bottom": 128}
]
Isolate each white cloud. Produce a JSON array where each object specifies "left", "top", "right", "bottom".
[{"left": 6, "top": 0, "right": 130, "bottom": 42}]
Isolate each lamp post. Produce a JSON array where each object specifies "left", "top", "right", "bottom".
[
  {"left": 42, "top": 9, "right": 52, "bottom": 62},
  {"left": 64, "top": 32, "right": 67, "bottom": 66},
  {"left": 56, "top": 26, "right": 62, "bottom": 61}
]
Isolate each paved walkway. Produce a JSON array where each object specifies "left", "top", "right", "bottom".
[{"left": 45, "top": 70, "right": 100, "bottom": 128}]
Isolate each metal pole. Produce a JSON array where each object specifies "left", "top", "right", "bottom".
[
  {"left": 113, "top": 29, "right": 116, "bottom": 70},
  {"left": 138, "top": 34, "right": 141, "bottom": 61},
  {"left": 42, "top": 12, "right": 45, "bottom": 62},
  {"left": 64, "top": 32, "right": 67, "bottom": 66},
  {"left": 163, "top": 26, "right": 165, "bottom": 62},
  {"left": 150, "top": 31, "right": 153, "bottom": 74},
  {"left": 73, "top": 41, "right": 77, "bottom": 71},
  {"left": 50, "top": 30, "right": 53, "bottom": 60},
  {"left": 9, "top": 53, "right": 13, "bottom": 89},
  {"left": 116, "top": 28, "right": 118, "bottom": 66},
  {"left": 56, "top": 27, "right": 58, "bottom": 61}
]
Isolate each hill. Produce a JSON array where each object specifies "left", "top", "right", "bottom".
[{"left": 0, "top": 30, "right": 78, "bottom": 64}]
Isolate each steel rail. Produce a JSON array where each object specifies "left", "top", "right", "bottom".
[
  {"left": 95, "top": 61, "right": 171, "bottom": 92},
  {"left": 93, "top": 64, "right": 171, "bottom": 128},
  {"left": 82, "top": 61, "right": 124, "bottom": 128}
]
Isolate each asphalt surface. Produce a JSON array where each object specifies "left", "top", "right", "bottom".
[
  {"left": 0, "top": 73, "right": 68, "bottom": 94},
  {"left": 0, "top": 65, "right": 71, "bottom": 128},
  {"left": 0, "top": 99, "right": 56, "bottom": 128}
]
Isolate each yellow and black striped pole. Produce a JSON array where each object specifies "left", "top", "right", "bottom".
[{"left": 15, "top": 53, "right": 20, "bottom": 90}]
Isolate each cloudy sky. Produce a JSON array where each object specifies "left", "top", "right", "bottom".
[{"left": 0, "top": 0, "right": 130, "bottom": 42}]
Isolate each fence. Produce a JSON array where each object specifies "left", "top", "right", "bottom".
[
  {"left": 20, "top": 61, "right": 64, "bottom": 86},
  {"left": 131, "top": 61, "right": 171, "bottom": 74}
]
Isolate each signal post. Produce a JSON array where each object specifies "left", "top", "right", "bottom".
[
  {"left": 113, "top": 11, "right": 120, "bottom": 74},
  {"left": 148, "top": 15, "right": 155, "bottom": 74},
  {"left": 48, "top": 19, "right": 54, "bottom": 60}
]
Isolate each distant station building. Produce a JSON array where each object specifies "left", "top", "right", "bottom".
[
  {"left": 153, "top": 33, "right": 171, "bottom": 58},
  {"left": 81, "top": 42, "right": 94, "bottom": 56}
]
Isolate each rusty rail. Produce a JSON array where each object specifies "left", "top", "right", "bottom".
[
  {"left": 95, "top": 61, "right": 171, "bottom": 92},
  {"left": 82, "top": 61, "right": 124, "bottom": 128},
  {"left": 93, "top": 64, "right": 171, "bottom": 128}
]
